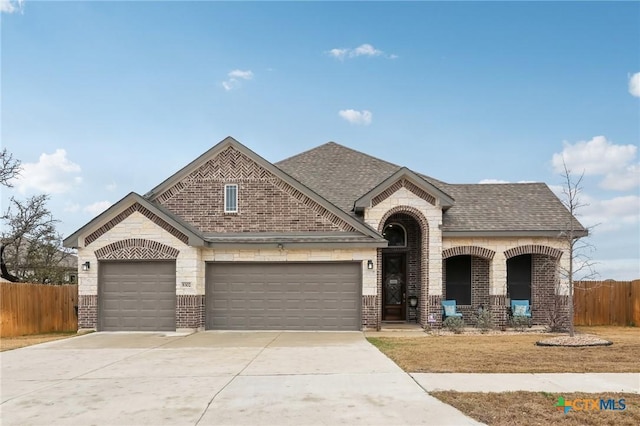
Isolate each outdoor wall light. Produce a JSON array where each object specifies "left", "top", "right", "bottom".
[
  {"left": 367, "top": 260, "right": 374, "bottom": 270},
  {"left": 408, "top": 296, "right": 419, "bottom": 307},
  {"left": 82, "top": 261, "right": 90, "bottom": 271}
]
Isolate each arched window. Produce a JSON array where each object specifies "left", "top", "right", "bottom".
[
  {"left": 383, "top": 223, "right": 407, "bottom": 247},
  {"left": 445, "top": 255, "right": 471, "bottom": 305}
]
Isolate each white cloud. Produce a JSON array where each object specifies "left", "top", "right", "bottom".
[
  {"left": 629, "top": 72, "right": 640, "bottom": 97},
  {"left": 579, "top": 194, "right": 640, "bottom": 232},
  {"left": 222, "top": 69, "right": 253, "bottom": 91},
  {"left": 594, "top": 259, "right": 640, "bottom": 281},
  {"left": 552, "top": 136, "right": 639, "bottom": 191},
  {"left": 328, "top": 48, "right": 349, "bottom": 60},
  {"left": 339, "top": 109, "right": 372, "bottom": 126},
  {"left": 0, "top": 0, "right": 24, "bottom": 14},
  {"left": 105, "top": 181, "right": 117, "bottom": 192},
  {"left": 83, "top": 201, "right": 112, "bottom": 216},
  {"left": 352, "top": 43, "right": 383, "bottom": 57},
  {"left": 600, "top": 163, "right": 640, "bottom": 191},
  {"left": 14, "top": 149, "right": 82, "bottom": 194},
  {"left": 547, "top": 185, "right": 639, "bottom": 233},
  {"left": 228, "top": 70, "right": 253, "bottom": 80},
  {"left": 327, "top": 44, "right": 395, "bottom": 60}
]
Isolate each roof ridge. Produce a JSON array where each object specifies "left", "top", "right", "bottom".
[
  {"left": 275, "top": 141, "right": 402, "bottom": 170},
  {"left": 449, "top": 182, "right": 547, "bottom": 187}
]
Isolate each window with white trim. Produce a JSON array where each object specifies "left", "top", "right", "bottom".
[
  {"left": 382, "top": 223, "right": 407, "bottom": 247},
  {"left": 224, "top": 184, "right": 238, "bottom": 213}
]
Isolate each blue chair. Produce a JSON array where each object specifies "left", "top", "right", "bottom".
[
  {"left": 511, "top": 299, "right": 532, "bottom": 327},
  {"left": 442, "top": 300, "right": 463, "bottom": 321},
  {"left": 511, "top": 300, "right": 532, "bottom": 317}
]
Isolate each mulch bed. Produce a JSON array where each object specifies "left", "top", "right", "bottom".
[{"left": 536, "top": 334, "right": 613, "bottom": 347}]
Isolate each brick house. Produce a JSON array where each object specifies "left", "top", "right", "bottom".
[{"left": 64, "top": 137, "right": 586, "bottom": 331}]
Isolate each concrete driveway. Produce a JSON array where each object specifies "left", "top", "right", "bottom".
[{"left": 0, "top": 331, "right": 480, "bottom": 425}]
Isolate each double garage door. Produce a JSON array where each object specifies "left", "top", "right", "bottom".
[
  {"left": 98, "top": 261, "right": 360, "bottom": 331},
  {"left": 206, "top": 263, "right": 361, "bottom": 331}
]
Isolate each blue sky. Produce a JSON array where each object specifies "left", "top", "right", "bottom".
[{"left": 2, "top": 1, "right": 639, "bottom": 279}]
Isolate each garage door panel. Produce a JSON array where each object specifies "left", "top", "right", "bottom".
[
  {"left": 206, "top": 262, "right": 360, "bottom": 330},
  {"left": 99, "top": 261, "right": 176, "bottom": 331}
]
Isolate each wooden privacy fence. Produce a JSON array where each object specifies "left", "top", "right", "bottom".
[
  {"left": 0, "top": 282, "right": 78, "bottom": 337},
  {"left": 0, "top": 280, "right": 637, "bottom": 336},
  {"left": 574, "top": 280, "right": 640, "bottom": 326}
]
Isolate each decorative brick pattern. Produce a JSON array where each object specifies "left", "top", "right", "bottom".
[
  {"left": 404, "top": 181, "right": 437, "bottom": 206},
  {"left": 177, "top": 295, "right": 205, "bottom": 329},
  {"left": 95, "top": 239, "right": 180, "bottom": 260},
  {"left": 272, "top": 180, "right": 356, "bottom": 232},
  {"left": 154, "top": 146, "right": 355, "bottom": 233},
  {"left": 361, "top": 295, "right": 378, "bottom": 330},
  {"left": 504, "top": 245, "right": 562, "bottom": 260},
  {"left": 371, "top": 179, "right": 436, "bottom": 207},
  {"left": 78, "top": 294, "right": 97, "bottom": 329},
  {"left": 85, "top": 203, "right": 189, "bottom": 246},
  {"left": 443, "top": 246, "right": 495, "bottom": 260},
  {"left": 372, "top": 181, "right": 403, "bottom": 206}
]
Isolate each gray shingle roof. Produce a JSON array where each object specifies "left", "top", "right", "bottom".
[
  {"left": 436, "top": 182, "right": 585, "bottom": 233},
  {"left": 276, "top": 142, "right": 402, "bottom": 212},
  {"left": 276, "top": 142, "right": 586, "bottom": 235}
]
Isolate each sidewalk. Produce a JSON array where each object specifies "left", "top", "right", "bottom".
[{"left": 411, "top": 373, "right": 640, "bottom": 393}]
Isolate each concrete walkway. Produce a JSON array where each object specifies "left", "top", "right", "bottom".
[
  {"left": 0, "top": 331, "right": 481, "bottom": 426},
  {"left": 412, "top": 372, "right": 640, "bottom": 393},
  {"left": 367, "top": 328, "right": 640, "bottom": 394}
]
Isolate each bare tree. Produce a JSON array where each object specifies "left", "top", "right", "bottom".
[
  {"left": 0, "top": 148, "right": 22, "bottom": 187},
  {"left": 1, "top": 195, "right": 74, "bottom": 283},
  {"left": 557, "top": 159, "right": 598, "bottom": 337}
]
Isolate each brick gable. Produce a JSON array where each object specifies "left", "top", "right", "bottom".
[
  {"left": 154, "top": 146, "right": 356, "bottom": 233},
  {"left": 371, "top": 179, "right": 436, "bottom": 207},
  {"left": 84, "top": 202, "right": 189, "bottom": 246}
]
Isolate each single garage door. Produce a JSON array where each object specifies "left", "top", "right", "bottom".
[
  {"left": 99, "top": 261, "right": 176, "bottom": 331},
  {"left": 206, "top": 262, "right": 360, "bottom": 330}
]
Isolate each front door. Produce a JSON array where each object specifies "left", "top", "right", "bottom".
[{"left": 382, "top": 253, "right": 406, "bottom": 321}]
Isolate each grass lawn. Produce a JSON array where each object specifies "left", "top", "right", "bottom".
[
  {"left": 367, "top": 326, "right": 640, "bottom": 373},
  {"left": 432, "top": 391, "right": 640, "bottom": 426},
  {"left": 370, "top": 327, "right": 639, "bottom": 426},
  {"left": 0, "top": 332, "right": 78, "bottom": 351}
]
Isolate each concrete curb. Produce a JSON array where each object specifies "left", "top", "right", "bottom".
[{"left": 411, "top": 373, "right": 640, "bottom": 393}]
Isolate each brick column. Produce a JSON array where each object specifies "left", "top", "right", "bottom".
[
  {"left": 78, "top": 294, "right": 97, "bottom": 330},
  {"left": 176, "top": 295, "right": 205, "bottom": 329}
]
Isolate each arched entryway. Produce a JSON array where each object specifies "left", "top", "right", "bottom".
[
  {"left": 504, "top": 245, "right": 563, "bottom": 325},
  {"left": 442, "top": 246, "right": 495, "bottom": 324},
  {"left": 379, "top": 211, "right": 424, "bottom": 323}
]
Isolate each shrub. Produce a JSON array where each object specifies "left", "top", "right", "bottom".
[
  {"left": 510, "top": 315, "right": 530, "bottom": 332},
  {"left": 443, "top": 316, "right": 465, "bottom": 334},
  {"left": 475, "top": 309, "right": 494, "bottom": 333},
  {"left": 545, "top": 295, "right": 569, "bottom": 333}
]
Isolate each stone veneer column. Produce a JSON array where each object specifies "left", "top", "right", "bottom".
[{"left": 490, "top": 251, "right": 508, "bottom": 329}]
